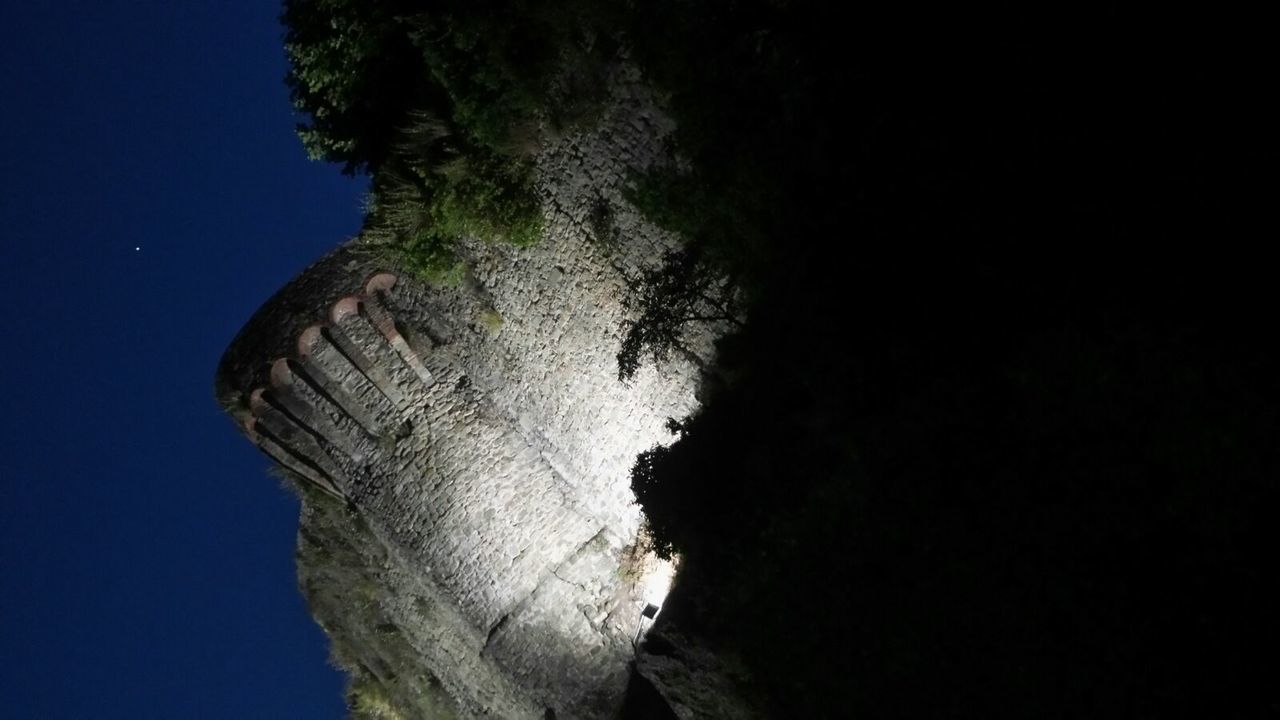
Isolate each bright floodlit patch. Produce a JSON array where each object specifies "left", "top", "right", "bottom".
[{"left": 640, "top": 553, "right": 677, "bottom": 612}]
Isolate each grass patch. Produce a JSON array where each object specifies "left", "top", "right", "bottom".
[
  {"left": 478, "top": 307, "right": 504, "bottom": 332},
  {"left": 358, "top": 116, "right": 541, "bottom": 285},
  {"left": 349, "top": 675, "right": 407, "bottom": 720}
]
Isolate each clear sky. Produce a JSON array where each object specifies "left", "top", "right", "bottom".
[{"left": 1, "top": 2, "right": 366, "bottom": 717}]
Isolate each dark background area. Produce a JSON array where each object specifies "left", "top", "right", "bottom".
[
  {"left": 614, "top": 10, "right": 1273, "bottom": 717},
  {"left": 1, "top": 2, "right": 362, "bottom": 717}
]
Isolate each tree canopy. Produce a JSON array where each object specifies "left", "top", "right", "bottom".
[
  {"left": 281, "top": 0, "right": 617, "bottom": 278},
  {"left": 283, "top": 0, "right": 428, "bottom": 174}
]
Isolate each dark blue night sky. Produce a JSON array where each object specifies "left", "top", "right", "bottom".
[{"left": 2, "top": 2, "right": 364, "bottom": 717}]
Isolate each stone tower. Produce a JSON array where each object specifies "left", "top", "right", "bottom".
[{"left": 215, "top": 66, "right": 712, "bottom": 718}]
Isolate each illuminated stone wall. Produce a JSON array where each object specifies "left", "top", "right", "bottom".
[{"left": 216, "top": 65, "right": 708, "bottom": 719}]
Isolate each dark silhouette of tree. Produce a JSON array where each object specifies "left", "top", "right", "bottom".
[
  {"left": 282, "top": 0, "right": 615, "bottom": 175},
  {"left": 282, "top": 0, "right": 619, "bottom": 275},
  {"left": 617, "top": 249, "right": 742, "bottom": 382},
  {"left": 282, "top": 0, "right": 429, "bottom": 174}
]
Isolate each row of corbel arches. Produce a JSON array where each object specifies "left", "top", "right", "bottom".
[{"left": 242, "top": 273, "right": 435, "bottom": 499}]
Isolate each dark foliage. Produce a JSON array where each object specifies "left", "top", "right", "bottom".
[
  {"left": 624, "top": 6, "right": 1270, "bottom": 717},
  {"left": 617, "top": 249, "right": 741, "bottom": 382},
  {"left": 283, "top": 0, "right": 616, "bottom": 171},
  {"left": 282, "top": 0, "right": 430, "bottom": 175},
  {"left": 637, "top": 259, "right": 1275, "bottom": 716},
  {"left": 282, "top": 0, "right": 617, "bottom": 274}
]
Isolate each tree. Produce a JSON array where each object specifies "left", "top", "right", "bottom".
[
  {"left": 282, "top": 0, "right": 431, "bottom": 174},
  {"left": 616, "top": 249, "right": 743, "bottom": 382}
]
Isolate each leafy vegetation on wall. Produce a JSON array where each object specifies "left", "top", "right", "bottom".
[
  {"left": 290, "top": 476, "right": 463, "bottom": 720},
  {"left": 282, "top": 0, "right": 615, "bottom": 278}
]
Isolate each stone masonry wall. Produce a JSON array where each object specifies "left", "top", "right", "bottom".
[{"left": 217, "top": 63, "right": 711, "bottom": 718}]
